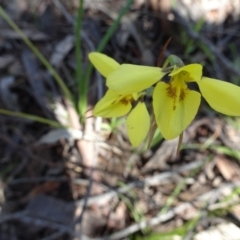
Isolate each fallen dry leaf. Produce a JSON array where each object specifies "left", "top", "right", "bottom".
[{"left": 215, "top": 156, "right": 240, "bottom": 181}]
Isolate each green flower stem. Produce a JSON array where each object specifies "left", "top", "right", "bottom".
[
  {"left": 0, "top": 109, "right": 63, "bottom": 128},
  {"left": 0, "top": 6, "right": 73, "bottom": 104}
]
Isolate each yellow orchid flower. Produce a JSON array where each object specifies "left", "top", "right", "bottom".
[
  {"left": 153, "top": 64, "right": 240, "bottom": 140},
  {"left": 106, "top": 64, "right": 166, "bottom": 95},
  {"left": 103, "top": 52, "right": 240, "bottom": 141},
  {"left": 90, "top": 51, "right": 240, "bottom": 145},
  {"left": 89, "top": 52, "right": 158, "bottom": 146}
]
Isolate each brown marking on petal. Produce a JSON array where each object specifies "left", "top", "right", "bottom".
[
  {"left": 181, "top": 71, "right": 194, "bottom": 82},
  {"left": 120, "top": 98, "right": 129, "bottom": 105},
  {"left": 111, "top": 98, "right": 118, "bottom": 105},
  {"left": 167, "top": 84, "right": 177, "bottom": 111},
  {"left": 119, "top": 95, "right": 133, "bottom": 105},
  {"left": 167, "top": 84, "right": 176, "bottom": 98},
  {"left": 182, "top": 71, "right": 189, "bottom": 77},
  {"left": 167, "top": 83, "right": 188, "bottom": 111},
  {"left": 110, "top": 95, "right": 133, "bottom": 106},
  {"left": 180, "top": 89, "right": 186, "bottom": 101}
]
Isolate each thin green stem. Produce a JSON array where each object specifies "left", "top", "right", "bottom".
[
  {"left": 0, "top": 109, "right": 63, "bottom": 128},
  {"left": 0, "top": 6, "right": 73, "bottom": 104},
  {"left": 160, "top": 180, "right": 186, "bottom": 215},
  {"left": 75, "top": 0, "right": 85, "bottom": 118},
  {"left": 96, "top": 0, "right": 134, "bottom": 52}
]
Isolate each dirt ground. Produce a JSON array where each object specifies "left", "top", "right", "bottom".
[{"left": 1, "top": 0, "right": 240, "bottom": 239}]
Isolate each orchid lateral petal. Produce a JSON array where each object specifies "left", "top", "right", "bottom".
[
  {"left": 198, "top": 77, "right": 240, "bottom": 116},
  {"left": 169, "top": 64, "right": 202, "bottom": 82},
  {"left": 107, "top": 64, "right": 165, "bottom": 95},
  {"left": 126, "top": 102, "right": 150, "bottom": 146},
  {"left": 153, "top": 82, "right": 201, "bottom": 139},
  {"left": 132, "top": 92, "right": 140, "bottom": 101},
  {"left": 89, "top": 52, "right": 120, "bottom": 78},
  {"left": 93, "top": 90, "right": 131, "bottom": 117}
]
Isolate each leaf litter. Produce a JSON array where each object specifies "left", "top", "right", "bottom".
[{"left": 1, "top": 0, "right": 240, "bottom": 239}]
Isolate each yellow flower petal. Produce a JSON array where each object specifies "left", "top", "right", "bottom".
[
  {"left": 93, "top": 90, "right": 131, "bottom": 117},
  {"left": 107, "top": 64, "right": 165, "bottom": 94},
  {"left": 89, "top": 52, "right": 120, "bottom": 78},
  {"left": 197, "top": 77, "right": 240, "bottom": 116},
  {"left": 132, "top": 92, "right": 140, "bottom": 101},
  {"left": 126, "top": 102, "right": 150, "bottom": 146},
  {"left": 153, "top": 82, "right": 201, "bottom": 139},
  {"left": 169, "top": 64, "right": 202, "bottom": 82}
]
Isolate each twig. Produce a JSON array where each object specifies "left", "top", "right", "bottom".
[
  {"left": 92, "top": 181, "right": 240, "bottom": 240},
  {"left": 40, "top": 231, "right": 66, "bottom": 240},
  {"left": 8, "top": 176, "right": 69, "bottom": 185},
  {"left": 209, "top": 198, "right": 240, "bottom": 211},
  {"left": 92, "top": 203, "right": 191, "bottom": 240},
  {"left": 172, "top": 9, "right": 240, "bottom": 77},
  {"left": 52, "top": 0, "right": 73, "bottom": 24},
  {"left": 0, "top": 212, "right": 75, "bottom": 236},
  {"left": 0, "top": 135, "right": 64, "bottom": 167},
  {"left": 183, "top": 188, "right": 220, "bottom": 240},
  {"left": 72, "top": 167, "right": 94, "bottom": 238},
  {"left": 197, "top": 181, "right": 240, "bottom": 201},
  {"left": 75, "top": 161, "right": 203, "bottom": 207},
  {"left": 182, "top": 207, "right": 208, "bottom": 240}
]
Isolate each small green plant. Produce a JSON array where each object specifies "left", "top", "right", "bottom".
[
  {"left": 179, "top": 18, "right": 215, "bottom": 62},
  {"left": 118, "top": 181, "right": 149, "bottom": 235},
  {"left": 129, "top": 157, "right": 210, "bottom": 239},
  {"left": 78, "top": 0, "right": 134, "bottom": 121},
  {"left": 0, "top": 0, "right": 133, "bottom": 128}
]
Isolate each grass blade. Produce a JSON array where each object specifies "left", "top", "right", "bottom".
[
  {"left": 0, "top": 108, "right": 63, "bottom": 128},
  {"left": 0, "top": 6, "right": 74, "bottom": 104},
  {"left": 79, "top": 0, "right": 134, "bottom": 119}
]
